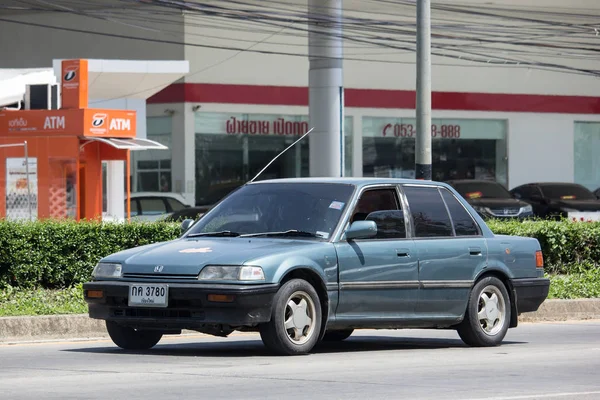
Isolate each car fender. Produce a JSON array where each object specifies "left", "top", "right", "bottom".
[
  {"left": 473, "top": 258, "right": 516, "bottom": 282},
  {"left": 271, "top": 255, "right": 330, "bottom": 286}
]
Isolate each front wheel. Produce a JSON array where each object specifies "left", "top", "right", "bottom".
[
  {"left": 259, "top": 279, "right": 322, "bottom": 355},
  {"left": 457, "top": 276, "right": 511, "bottom": 347},
  {"left": 106, "top": 321, "right": 163, "bottom": 350}
]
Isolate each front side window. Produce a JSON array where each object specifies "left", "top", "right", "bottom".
[
  {"left": 403, "top": 186, "right": 453, "bottom": 238},
  {"left": 187, "top": 183, "right": 355, "bottom": 239},
  {"left": 350, "top": 188, "right": 406, "bottom": 239}
]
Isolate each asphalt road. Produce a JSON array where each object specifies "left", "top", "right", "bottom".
[{"left": 1, "top": 321, "right": 600, "bottom": 400}]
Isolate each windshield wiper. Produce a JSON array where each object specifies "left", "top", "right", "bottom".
[
  {"left": 240, "top": 230, "right": 324, "bottom": 238},
  {"left": 187, "top": 231, "right": 241, "bottom": 238}
]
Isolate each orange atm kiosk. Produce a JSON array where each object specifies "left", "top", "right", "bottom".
[{"left": 0, "top": 59, "right": 166, "bottom": 221}]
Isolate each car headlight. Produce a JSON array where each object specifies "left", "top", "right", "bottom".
[
  {"left": 92, "top": 262, "right": 122, "bottom": 278},
  {"left": 519, "top": 205, "right": 533, "bottom": 213},
  {"left": 198, "top": 265, "right": 265, "bottom": 281}
]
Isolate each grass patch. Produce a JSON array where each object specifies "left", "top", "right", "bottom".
[
  {"left": 0, "top": 284, "right": 87, "bottom": 317},
  {"left": 548, "top": 269, "right": 600, "bottom": 300}
]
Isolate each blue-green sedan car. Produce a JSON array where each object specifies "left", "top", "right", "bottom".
[{"left": 83, "top": 178, "right": 550, "bottom": 355}]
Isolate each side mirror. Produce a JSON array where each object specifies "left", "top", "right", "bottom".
[
  {"left": 180, "top": 219, "right": 195, "bottom": 235},
  {"left": 345, "top": 220, "right": 377, "bottom": 240}
]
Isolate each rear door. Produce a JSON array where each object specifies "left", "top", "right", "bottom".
[{"left": 401, "top": 184, "right": 487, "bottom": 320}]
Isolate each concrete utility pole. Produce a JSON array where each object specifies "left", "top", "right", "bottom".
[
  {"left": 415, "top": 0, "right": 432, "bottom": 180},
  {"left": 308, "top": 0, "right": 344, "bottom": 178}
]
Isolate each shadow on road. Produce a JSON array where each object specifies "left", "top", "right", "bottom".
[{"left": 62, "top": 335, "right": 526, "bottom": 358}]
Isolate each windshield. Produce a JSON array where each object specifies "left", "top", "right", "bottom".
[
  {"left": 540, "top": 184, "right": 596, "bottom": 200},
  {"left": 186, "top": 182, "right": 355, "bottom": 240},
  {"left": 452, "top": 181, "right": 512, "bottom": 199}
]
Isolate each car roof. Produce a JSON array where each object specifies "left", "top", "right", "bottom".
[
  {"left": 131, "top": 192, "right": 185, "bottom": 198},
  {"left": 446, "top": 179, "right": 503, "bottom": 185},
  {"left": 516, "top": 182, "right": 587, "bottom": 187},
  {"left": 250, "top": 177, "right": 453, "bottom": 188}
]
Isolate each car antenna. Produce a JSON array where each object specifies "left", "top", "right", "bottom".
[{"left": 248, "top": 127, "right": 314, "bottom": 183}]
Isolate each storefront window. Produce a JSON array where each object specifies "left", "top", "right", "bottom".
[
  {"left": 132, "top": 116, "right": 172, "bottom": 192},
  {"left": 574, "top": 122, "right": 600, "bottom": 191},
  {"left": 195, "top": 112, "right": 353, "bottom": 206},
  {"left": 362, "top": 117, "right": 508, "bottom": 186}
]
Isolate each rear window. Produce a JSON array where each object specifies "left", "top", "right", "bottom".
[
  {"left": 452, "top": 181, "right": 512, "bottom": 199},
  {"left": 440, "top": 188, "right": 480, "bottom": 236},
  {"left": 403, "top": 186, "right": 453, "bottom": 238},
  {"left": 540, "top": 184, "right": 596, "bottom": 200}
]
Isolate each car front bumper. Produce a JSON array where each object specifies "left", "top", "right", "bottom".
[
  {"left": 83, "top": 280, "right": 279, "bottom": 331},
  {"left": 511, "top": 277, "right": 551, "bottom": 313}
]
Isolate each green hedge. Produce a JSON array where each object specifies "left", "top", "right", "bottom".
[
  {"left": 0, "top": 218, "right": 599, "bottom": 290},
  {"left": 486, "top": 219, "right": 600, "bottom": 274},
  {"left": 0, "top": 220, "right": 179, "bottom": 289}
]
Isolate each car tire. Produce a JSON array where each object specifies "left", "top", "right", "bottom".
[
  {"left": 322, "top": 329, "right": 354, "bottom": 342},
  {"left": 106, "top": 321, "right": 163, "bottom": 350},
  {"left": 259, "top": 278, "right": 322, "bottom": 356},
  {"left": 457, "top": 276, "right": 511, "bottom": 347}
]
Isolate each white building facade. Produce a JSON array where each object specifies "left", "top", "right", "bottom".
[{"left": 2, "top": 0, "right": 600, "bottom": 206}]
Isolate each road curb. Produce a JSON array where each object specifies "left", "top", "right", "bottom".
[
  {"left": 1, "top": 299, "right": 599, "bottom": 343},
  {"left": 518, "top": 299, "right": 600, "bottom": 322}
]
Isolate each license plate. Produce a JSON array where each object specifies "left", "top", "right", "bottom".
[{"left": 128, "top": 284, "right": 169, "bottom": 308}]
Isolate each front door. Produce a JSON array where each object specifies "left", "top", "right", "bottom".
[
  {"left": 334, "top": 186, "right": 419, "bottom": 321},
  {"left": 402, "top": 184, "right": 488, "bottom": 320}
]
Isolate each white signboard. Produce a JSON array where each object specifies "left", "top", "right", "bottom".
[
  {"left": 568, "top": 212, "right": 600, "bottom": 222},
  {"left": 362, "top": 117, "right": 507, "bottom": 140},
  {"left": 5, "top": 157, "right": 38, "bottom": 220}
]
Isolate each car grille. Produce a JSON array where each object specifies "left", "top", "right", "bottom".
[
  {"left": 488, "top": 207, "right": 520, "bottom": 217},
  {"left": 122, "top": 272, "right": 198, "bottom": 280}
]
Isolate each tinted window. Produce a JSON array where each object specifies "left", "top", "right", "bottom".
[
  {"left": 350, "top": 188, "right": 405, "bottom": 239},
  {"left": 351, "top": 189, "right": 399, "bottom": 223},
  {"left": 452, "top": 181, "right": 511, "bottom": 199},
  {"left": 366, "top": 210, "right": 406, "bottom": 239},
  {"left": 440, "top": 189, "right": 479, "bottom": 236},
  {"left": 126, "top": 199, "right": 139, "bottom": 216},
  {"left": 167, "top": 198, "right": 186, "bottom": 211},
  {"left": 139, "top": 198, "right": 167, "bottom": 215},
  {"left": 403, "top": 186, "right": 453, "bottom": 238},
  {"left": 188, "top": 183, "right": 355, "bottom": 239},
  {"left": 540, "top": 184, "right": 596, "bottom": 200}
]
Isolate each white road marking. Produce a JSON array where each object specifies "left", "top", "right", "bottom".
[{"left": 466, "top": 391, "right": 600, "bottom": 400}]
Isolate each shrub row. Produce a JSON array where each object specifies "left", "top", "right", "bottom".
[
  {"left": 486, "top": 219, "right": 600, "bottom": 274},
  {"left": 0, "top": 218, "right": 598, "bottom": 289},
  {"left": 0, "top": 220, "right": 179, "bottom": 289}
]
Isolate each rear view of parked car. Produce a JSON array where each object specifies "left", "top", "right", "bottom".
[
  {"left": 446, "top": 179, "right": 533, "bottom": 219},
  {"left": 510, "top": 182, "right": 600, "bottom": 219}
]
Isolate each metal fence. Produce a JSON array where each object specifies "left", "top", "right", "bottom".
[{"left": 0, "top": 141, "right": 34, "bottom": 221}]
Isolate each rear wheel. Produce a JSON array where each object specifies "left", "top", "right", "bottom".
[
  {"left": 259, "top": 279, "right": 322, "bottom": 355},
  {"left": 322, "top": 329, "right": 354, "bottom": 342},
  {"left": 106, "top": 321, "right": 163, "bottom": 350},
  {"left": 457, "top": 276, "right": 511, "bottom": 347}
]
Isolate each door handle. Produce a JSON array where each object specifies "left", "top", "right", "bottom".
[
  {"left": 469, "top": 247, "right": 482, "bottom": 256},
  {"left": 397, "top": 248, "right": 411, "bottom": 258}
]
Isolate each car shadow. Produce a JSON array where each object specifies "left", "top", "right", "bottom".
[{"left": 62, "top": 335, "right": 526, "bottom": 358}]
